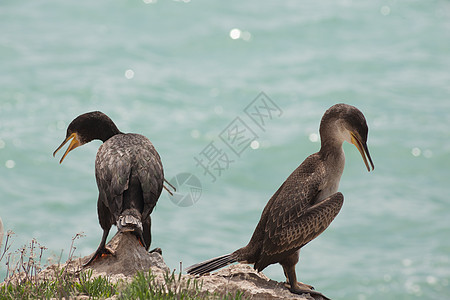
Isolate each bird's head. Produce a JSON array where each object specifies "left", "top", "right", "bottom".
[
  {"left": 320, "top": 103, "right": 375, "bottom": 172},
  {"left": 53, "top": 111, "right": 120, "bottom": 164}
]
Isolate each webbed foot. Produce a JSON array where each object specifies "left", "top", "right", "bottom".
[
  {"left": 83, "top": 245, "right": 116, "bottom": 267},
  {"left": 149, "top": 247, "right": 162, "bottom": 255},
  {"left": 285, "top": 282, "right": 331, "bottom": 300},
  {"left": 286, "top": 281, "right": 315, "bottom": 290}
]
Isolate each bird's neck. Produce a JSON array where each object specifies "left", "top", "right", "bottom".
[
  {"left": 318, "top": 122, "right": 347, "bottom": 176},
  {"left": 318, "top": 139, "right": 346, "bottom": 200},
  {"left": 99, "top": 127, "right": 122, "bottom": 143},
  {"left": 319, "top": 138, "right": 345, "bottom": 164},
  {"left": 91, "top": 122, "right": 122, "bottom": 143},
  {"left": 318, "top": 118, "right": 350, "bottom": 156}
]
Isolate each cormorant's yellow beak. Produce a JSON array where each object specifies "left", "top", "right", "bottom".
[
  {"left": 53, "top": 133, "right": 80, "bottom": 164},
  {"left": 351, "top": 133, "right": 374, "bottom": 172}
]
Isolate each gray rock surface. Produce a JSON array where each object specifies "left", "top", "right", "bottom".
[
  {"left": 196, "top": 264, "right": 322, "bottom": 299},
  {"left": 36, "top": 232, "right": 329, "bottom": 299},
  {"left": 84, "top": 231, "right": 170, "bottom": 277}
]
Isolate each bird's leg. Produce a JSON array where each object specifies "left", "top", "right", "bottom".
[
  {"left": 83, "top": 229, "right": 114, "bottom": 267},
  {"left": 280, "top": 249, "right": 314, "bottom": 290},
  {"left": 142, "top": 217, "right": 151, "bottom": 250},
  {"left": 282, "top": 264, "right": 315, "bottom": 290},
  {"left": 281, "top": 250, "right": 315, "bottom": 290},
  {"left": 142, "top": 217, "right": 162, "bottom": 254},
  {"left": 281, "top": 252, "right": 330, "bottom": 300},
  {"left": 132, "top": 229, "right": 146, "bottom": 249}
]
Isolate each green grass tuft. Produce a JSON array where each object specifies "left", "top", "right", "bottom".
[
  {"left": 119, "top": 269, "right": 245, "bottom": 300},
  {"left": 0, "top": 232, "right": 246, "bottom": 299}
]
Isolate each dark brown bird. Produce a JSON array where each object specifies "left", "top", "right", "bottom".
[
  {"left": 186, "top": 104, "right": 374, "bottom": 299},
  {"left": 54, "top": 111, "right": 172, "bottom": 266}
]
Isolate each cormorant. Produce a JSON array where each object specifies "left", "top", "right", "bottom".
[
  {"left": 186, "top": 104, "right": 374, "bottom": 299},
  {"left": 54, "top": 111, "right": 171, "bottom": 266}
]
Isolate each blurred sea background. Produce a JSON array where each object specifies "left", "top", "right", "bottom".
[{"left": 1, "top": 1, "right": 449, "bottom": 299}]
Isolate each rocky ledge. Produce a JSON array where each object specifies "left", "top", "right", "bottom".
[{"left": 38, "top": 232, "right": 329, "bottom": 300}]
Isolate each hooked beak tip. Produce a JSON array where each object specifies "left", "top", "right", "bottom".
[
  {"left": 351, "top": 133, "right": 374, "bottom": 173},
  {"left": 53, "top": 133, "right": 80, "bottom": 164}
]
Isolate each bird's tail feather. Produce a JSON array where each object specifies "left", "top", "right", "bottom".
[
  {"left": 186, "top": 253, "right": 237, "bottom": 275},
  {"left": 117, "top": 215, "right": 143, "bottom": 233},
  {"left": 117, "top": 209, "right": 143, "bottom": 236},
  {"left": 163, "top": 178, "right": 176, "bottom": 196}
]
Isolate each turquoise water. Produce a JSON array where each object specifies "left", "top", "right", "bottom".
[{"left": 1, "top": 1, "right": 449, "bottom": 299}]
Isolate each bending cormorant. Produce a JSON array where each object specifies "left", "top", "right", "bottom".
[
  {"left": 186, "top": 104, "right": 374, "bottom": 298},
  {"left": 54, "top": 111, "right": 170, "bottom": 266}
]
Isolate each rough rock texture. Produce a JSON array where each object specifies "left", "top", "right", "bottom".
[
  {"left": 196, "top": 264, "right": 324, "bottom": 300},
  {"left": 84, "top": 231, "right": 169, "bottom": 277},
  {"left": 35, "top": 232, "right": 329, "bottom": 299}
]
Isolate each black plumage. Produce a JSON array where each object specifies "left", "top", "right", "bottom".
[
  {"left": 54, "top": 111, "right": 165, "bottom": 266},
  {"left": 186, "top": 104, "right": 374, "bottom": 298}
]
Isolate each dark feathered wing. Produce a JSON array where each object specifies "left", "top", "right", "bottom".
[
  {"left": 95, "top": 133, "right": 164, "bottom": 223},
  {"left": 135, "top": 140, "right": 164, "bottom": 218},
  {"left": 254, "top": 154, "right": 344, "bottom": 271},
  {"left": 255, "top": 192, "right": 343, "bottom": 270},
  {"left": 96, "top": 140, "right": 131, "bottom": 221}
]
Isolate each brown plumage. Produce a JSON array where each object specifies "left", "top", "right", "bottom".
[
  {"left": 186, "top": 104, "right": 374, "bottom": 299},
  {"left": 54, "top": 111, "right": 168, "bottom": 266}
]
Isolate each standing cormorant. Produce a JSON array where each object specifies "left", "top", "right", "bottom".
[
  {"left": 186, "top": 104, "right": 374, "bottom": 298},
  {"left": 54, "top": 111, "right": 170, "bottom": 266}
]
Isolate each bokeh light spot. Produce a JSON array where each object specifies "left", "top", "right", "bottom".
[
  {"left": 381, "top": 6, "right": 391, "bottom": 16},
  {"left": 309, "top": 133, "right": 319, "bottom": 143},
  {"left": 125, "top": 69, "right": 135, "bottom": 79},
  {"left": 411, "top": 147, "right": 421, "bottom": 157},
  {"left": 229, "top": 28, "right": 241, "bottom": 40},
  {"left": 5, "top": 160, "right": 15, "bottom": 169},
  {"left": 251, "top": 140, "right": 260, "bottom": 150}
]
